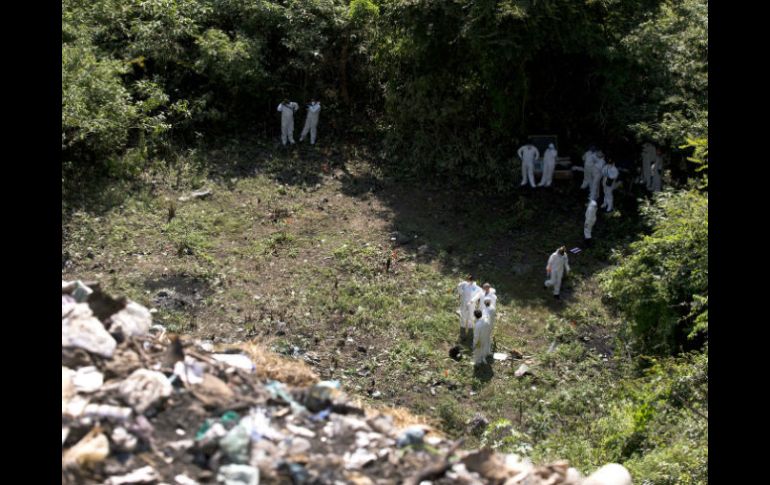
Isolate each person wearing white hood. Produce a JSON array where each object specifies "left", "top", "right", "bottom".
[
  {"left": 601, "top": 158, "right": 620, "bottom": 212},
  {"left": 300, "top": 98, "right": 321, "bottom": 145},
  {"left": 581, "top": 145, "right": 597, "bottom": 190},
  {"left": 651, "top": 148, "right": 664, "bottom": 192},
  {"left": 544, "top": 246, "right": 570, "bottom": 299},
  {"left": 538, "top": 143, "right": 558, "bottom": 187},
  {"left": 584, "top": 199, "right": 598, "bottom": 245},
  {"left": 590, "top": 151, "right": 606, "bottom": 202},
  {"left": 472, "top": 309, "right": 492, "bottom": 365},
  {"left": 277, "top": 99, "right": 299, "bottom": 145},
  {"left": 470, "top": 282, "right": 497, "bottom": 310},
  {"left": 641, "top": 142, "right": 656, "bottom": 190},
  {"left": 517, "top": 143, "right": 540, "bottom": 188},
  {"left": 456, "top": 274, "right": 482, "bottom": 339}
]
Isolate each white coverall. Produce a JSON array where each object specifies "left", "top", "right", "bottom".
[
  {"left": 473, "top": 314, "right": 492, "bottom": 365},
  {"left": 581, "top": 149, "right": 596, "bottom": 189},
  {"left": 470, "top": 287, "right": 497, "bottom": 311},
  {"left": 539, "top": 145, "right": 558, "bottom": 187},
  {"left": 584, "top": 200, "right": 598, "bottom": 240},
  {"left": 651, "top": 154, "right": 663, "bottom": 192},
  {"left": 545, "top": 251, "right": 570, "bottom": 296},
  {"left": 590, "top": 154, "right": 606, "bottom": 201},
  {"left": 277, "top": 102, "right": 299, "bottom": 145},
  {"left": 641, "top": 143, "right": 656, "bottom": 190},
  {"left": 457, "top": 281, "right": 482, "bottom": 329},
  {"left": 517, "top": 145, "right": 540, "bottom": 187},
  {"left": 482, "top": 301, "right": 496, "bottom": 348},
  {"left": 601, "top": 164, "right": 620, "bottom": 212},
  {"left": 300, "top": 102, "right": 321, "bottom": 144}
]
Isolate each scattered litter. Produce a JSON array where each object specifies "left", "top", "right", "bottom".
[
  {"left": 59, "top": 279, "right": 634, "bottom": 484},
  {"left": 62, "top": 304, "right": 117, "bottom": 358},
  {"left": 570, "top": 247, "right": 582, "bottom": 254},
  {"left": 216, "top": 464, "right": 259, "bottom": 485},
  {"left": 211, "top": 353, "right": 256, "bottom": 372},
  {"left": 104, "top": 466, "right": 159, "bottom": 484},
  {"left": 109, "top": 302, "right": 152, "bottom": 338},
  {"left": 514, "top": 364, "right": 531, "bottom": 377},
  {"left": 62, "top": 427, "right": 110, "bottom": 468},
  {"left": 175, "top": 474, "right": 200, "bottom": 485},
  {"left": 396, "top": 426, "right": 425, "bottom": 448},
  {"left": 493, "top": 352, "right": 509, "bottom": 361},
  {"left": 178, "top": 189, "right": 212, "bottom": 201},
  {"left": 73, "top": 366, "right": 104, "bottom": 393},
  {"left": 119, "top": 369, "right": 173, "bottom": 413}
]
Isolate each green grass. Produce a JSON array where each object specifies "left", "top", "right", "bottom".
[{"left": 62, "top": 139, "right": 706, "bottom": 483}]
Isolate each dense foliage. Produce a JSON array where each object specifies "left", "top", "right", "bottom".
[{"left": 62, "top": 0, "right": 707, "bottom": 183}]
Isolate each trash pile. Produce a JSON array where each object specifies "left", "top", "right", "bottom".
[{"left": 63, "top": 280, "right": 632, "bottom": 485}]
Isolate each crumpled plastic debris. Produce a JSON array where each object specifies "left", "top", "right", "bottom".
[
  {"left": 119, "top": 369, "right": 173, "bottom": 413},
  {"left": 175, "top": 474, "right": 200, "bottom": 485},
  {"left": 344, "top": 447, "right": 378, "bottom": 470},
  {"left": 73, "top": 366, "right": 104, "bottom": 393},
  {"left": 111, "top": 427, "right": 138, "bottom": 452},
  {"left": 59, "top": 279, "right": 638, "bottom": 485},
  {"left": 396, "top": 426, "right": 426, "bottom": 448},
  {"left": 173, "top": 356, "right": 206, "bottom": 385},
  {"left": 219, "top": 422, "right": 251, "bottom": 464},
  {"left": 216, "top": 464, "right": 259, "bottom": 485},
  {"left": 62, "top": 303, "right": 117, "bottom": 358},
  {"left": 109, "top": 301, "right": 152, "bottom": 338},
  {"left": 62, "top": 427, "right": 110, "bottom": 468},
  {"left": 211, "top": 353, "right": 256, "bottom": 372},
  {"left": 103, "top": 466, "right": 159, "bottom": 484}
]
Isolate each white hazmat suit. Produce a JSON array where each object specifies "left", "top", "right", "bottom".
[
  {"left": 300, "top": 101, "right": 321, "bottom": 145},
  {"left": 482, "top": 299, "right": 496, "bottom": 350},
  {"left": 584, "top": 200, "right": 598, "bottom": 240},
  {"left": 581, "top": 148, "right": 597, "bottom": 189},
  {"left": 590, "top": 153, "right": 606, "bottom": 201},
  {"left": 277, "top": 102, "right": 299, "bottom": 145},
  {"left": 651, "top": 153, "right": 663, "bottom": 192},
  {"left": 539, "top": 144, "right": 557, "bottom": 187},
  {"left": 470, "top": 286, "right": 497, "bottom": 312},
  {"left": 457, "top": 281, "right": 482, "bottom": 330},
  {"left": 641, "top": 143, "right": 656, "bottom": 190},
  {"left": 473, "top": 313, "right": 492, "bottom": 365},
  {"left": 601, "top": 163, "right": 619, "bottom": 212},
  {"left": 545, "top": 250, "right": 570, "bottom": 296},
  {"left": 517, "top": 144, "right": 540, "bottom": 187}
]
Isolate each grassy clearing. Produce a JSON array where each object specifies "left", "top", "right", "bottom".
[{"left": 62, "top": 139, "right": 705, "bottom": 480}]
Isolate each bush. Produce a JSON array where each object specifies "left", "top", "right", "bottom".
[{"left": 601, "top": 187, "right": 707, "bottom": 355}]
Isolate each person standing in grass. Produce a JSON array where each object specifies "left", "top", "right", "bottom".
[
  {"left": 473, "top": 309, "right": 492, "bottom": 365},
  {"left": 456, "top": 274, "right": 482, "bottom": 340},
  {"left": 544, "top": 246, "right": 570, "bottom": 300}
]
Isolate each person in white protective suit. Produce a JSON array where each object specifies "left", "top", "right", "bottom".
[
  {"left": 584, "top": 199, "right": 598, "bottom": 245},
  {"left": 472, "top": 309, "right": 492, "bottom": 365},
  {"left": 277, "top": 99, "right": 299, "bottom": 145},
  {"left": 581, "top": 145, "right": 597, "bottom": 189},
  {"left": 641, "top": 142, "right": 656, "bottom": 190},
  {"left": 590, "top": 151, "right": 606, "bottom": 201},
  {"left": 456, "top": 275, "right": 482, "bottom": 339},
  {"left": 539, "top": 143, "right": 558, "bottom": 187},
  {"left": 601, "top": 158, "right": 620, "bottom": 212},
  {"left": 299, "top": 98, "right": 321, "bottom": 145},
  {"left": 470, "top": 282, "right": 497, "bottom": 311},
  {"left": 517, "top": 143, "right": 540, "bottom": 188},
  {"left": 481, "top": 297, "right": 496, "bottom": 354},
  {"left": 544, "top": 246, "right": 570, "bottom": 299},
  {"left": 651, "top": 148, "right": 663, "bottom": 192}
]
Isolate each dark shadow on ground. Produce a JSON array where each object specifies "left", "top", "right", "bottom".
[{"left": 473, "top": 362, "right": 494, "bottom": 382}]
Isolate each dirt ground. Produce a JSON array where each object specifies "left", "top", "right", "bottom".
[{"left": 63, "top": 140, "right": 641, "bottom": 439}]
